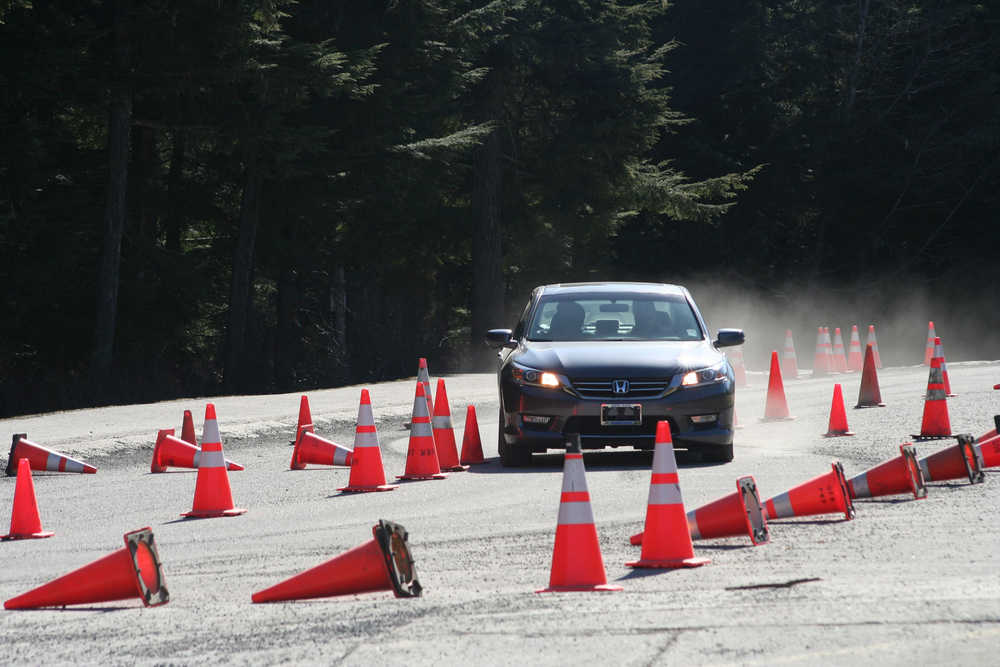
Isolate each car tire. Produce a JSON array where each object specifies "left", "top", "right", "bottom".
[
  {"left": 498, "top": 408, "right": 532, "bottom": 467},
  {"left": 699, "top": 443, "right": 734, "bottom": 463}
]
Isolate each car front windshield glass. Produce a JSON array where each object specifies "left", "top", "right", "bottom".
[{"left": 526, "top": 294, "right": 703, "bottom": 342}]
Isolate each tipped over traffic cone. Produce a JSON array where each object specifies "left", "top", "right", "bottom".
[
  {"left": 432, "top": 379, "right": 468, "bottom": 472},
  {"left": 633, "top": 475, "right": 768, "bottom": 547},
  {"left": 855, "top": 343, "right": 885, "bottom": 408},
  {"left": 2, "top": 458, "right": 54, "bottom": 540},
  {"left": 832, "top": 328, "right": 848, "bottom": 373},
  {"left": 339, "top": 390, "right": 397, "bottom": 493},
  {"left": 397, "top": 383, "right": 446, "bottom": 481},
  {"left": 933, "top": 337, "right": 955, "bottom": 396},
  {"left": 150, "top": 429, "right": 243, "bottom": 473},
  {"left": 846, "top": 325, "right": 863, "bottom": 372},
  {"left": 824, "top": 384, "right": 855, "bottom": 436},
  {"left": 866, "top": 325, "right": 882, "bottom": 369},
  {"left": 729, "top": 347, "right": 748, "bottom": 387},
  {"left": 4, "top": 527, "right": 168, "bottom": 609},
  {"left": 252, "top": 520, "right": 421, "bottom": 603},
  {"left": 460, "top": 405, "right": 486, "bottom": 465},
  {"left": 763, "top": 462, "right": 855, "bottom": 521},
  {"left": 924, "top": 321, "right": 936, "bottom": 365},
  {"left": 5, "top": 434, "right": 96, "bottom": 476},
  {"left": 918, "top": 435, "right": 984, "bottom": 485},
  {"left": 181, "top": 404, "right": 246, "bottom": 518},
  {"left": 975, "top": 432, "right": 1000, "bottom": 470},
  {"left": 537, "top": 436, "right": 622, "bottom": 591},
  {"left": 847, "top": 444, "right": 926, "bottom": 500},
  {"left": 761, "top": 351, "right": 794, "bottom": 421},
  {"left": 781, "top": 330, "right": 799, "bottom": 379},
  {"left": 290, "top": 396, "right": 353, "bottom": 470},
  {"left": 912, "top": 354, "right": 951, "bottom": 440},
  {"left": 626, "top": 422, "right": 709, "bottom": 569}
]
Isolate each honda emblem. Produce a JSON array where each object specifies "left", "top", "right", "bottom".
[{"left": 612, "top": 379, "right": 630, "bottom": 394}]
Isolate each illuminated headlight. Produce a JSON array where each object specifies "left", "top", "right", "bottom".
[
  {"left": 681, "top": 362, "right": 726, "bottom": 387},
  {"left": 511, "top": 363, "right": 562, "bottom": 388}
]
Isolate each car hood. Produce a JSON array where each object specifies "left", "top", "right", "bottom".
[{"left": 514, "top": 340, "right": 723, "bottom": 378}]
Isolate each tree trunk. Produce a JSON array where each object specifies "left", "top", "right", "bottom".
[
  {"left": 330, "top": 265, "right": 349, "bottom": 382},
  {"left": 224, "top": 141, "right": 261, "bottom": 391},
  {"left": 274, "top": 227, "right": 298, "bottom": 390},
  {"left": 91, "top": 0, "right": 131, "bottom": 395},
  {"left": 470, "top": 127, "right": 504, "bottom": 368},
  {"left": 165, "top": 129, "right": 186, "bottom": 253}
]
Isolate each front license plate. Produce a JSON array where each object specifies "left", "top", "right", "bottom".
[{"left": 600, "top": 404, "right": 642, "bottom": 426}]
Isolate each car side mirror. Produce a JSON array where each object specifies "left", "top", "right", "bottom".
[
  {"left": 485, "top": 328, "right": 516, "bottom": 349},
  {"left": 714, "top": 328, "right": 745, "bottom": 348}
]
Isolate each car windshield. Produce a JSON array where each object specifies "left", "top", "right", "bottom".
[{"left": 526, "top": 294, "right": 703, "bottom": 342}]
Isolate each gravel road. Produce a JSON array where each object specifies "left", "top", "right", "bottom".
[{"left": 1, "top": 362, "right": 998, "bottom": 666}]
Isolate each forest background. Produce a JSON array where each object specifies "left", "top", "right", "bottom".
[{"left": 1, "top": 0, "right": 997, "bottom": 418}]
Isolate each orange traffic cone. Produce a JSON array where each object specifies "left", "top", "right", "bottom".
[
  {"left": 4, "top": 527, "right": 169, "bottom": 609},
  {"left": 5, "top": 434, "right": 97, "bottom": 476},
  {"left": 730, "top": 347, "right": 748, "bottom": 387},
  {"left": 537, "top": 436, "right": 622, "bottom": 591},
  {"left": 150, "top": 429, "right": 244, "bottom": 473},
  {"left": 417, "top": 357, "right": 435, "bottom": 421},
  {"left": 975, "top": 433, "right": 1000, "bottom": 469},
  {"left": 626, "top": 422, "right": 709, "bottom": 569},
  {"left": 933, "top": 337, "right": 955, "bottom": 396},
  {"left": 397, "top": 382, "right": 447, "bottom": 481},
  {"left": 781, "top": 329, "right": 799, "bottom": 379},
  {"left": 763, "top": 462, "right": 855, "bottom": 521},
  {"left": 846, "top": 325, "right": 863, "bottom": 372},
  {"left": 811, "top": 327, "right": 827, "bottom": 377},
  {"left": 832, "top": 328, "right": 848, "bottom": 373},
  {"left": 974, "top": 415, "right": 998, "bottom": 444},
  {"left": 912, "top": 353, "right": 951, "bottom": 440},
  {"left": 290, "top": 396, "right": 353, "bottom": 470},
  {"left": 432, "top": 379, "right": 468, "bottom": 471},
  {"left": 846, "top": 444, "right": 926, "bottom": 500},
  {"left": 918, "top": 435, "right": 984, "bottom": 484},
  {"left": 923, "top": 321, "right": 936, "bottom": 365},
  {"left": 824, "top": 384, "right": 855, "bottom": 436},
  {"left": 180, "top": 409, "right": 197, "bottom": 444},
  {"left": 181, "top": 404, "right": 246, "bottom": 518},
  {"left": 252, "top": 520, "right": 421, "bottom": 602},
  {"left": 633, "top": 475, "right": 768, "bottom": 547},
  {"left": 2, "top": 458, "right": 54, "bottom": 540},
  {"left": 761, "top": 351, "right": 794, "bottom": 421},
  {"left": 459, "top": 405, "right": 486, "bottom": 465},
  {"left": 339, "top": 390, "right": 397, "bottom": 493},
  {"left": 855, "top": 343, "right": 885, "bottom": 408},
  {"left": 866, "top": 324, "right": 882, "bottom": 369}
]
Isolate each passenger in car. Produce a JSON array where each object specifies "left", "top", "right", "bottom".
[
  {"left": 548, "top": 301, "right": 586, "bottom": 340},
  {"left": 632, "top": 301, "right": 673, "bottom": 338}
]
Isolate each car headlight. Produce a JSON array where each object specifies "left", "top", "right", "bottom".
[
  {"left": 680, "top": 361, "right": 727, "bottom": 387},
  {"left": 511, "top": 363, "right": 561, "bottom": 388}
]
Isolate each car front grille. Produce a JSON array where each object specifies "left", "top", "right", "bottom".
[{"left": 569, "top": 377, "right": 672, "bottom": 399}]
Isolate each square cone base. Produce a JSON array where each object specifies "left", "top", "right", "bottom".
[
  {"left": 910, "top": 434, "right": 952, "bottom": 441},
  {"left": 2, "top": 530, "right": 55, "bottom": 540},
  {"left": 626, "top": 556, "right": 710, "bottom": 569},
  {"left": 338, "top": 484, "right": 398, "bottom": 493},
  {"left": 440, "top": 464, "right": 470, "bottom": 472},
  {"left": 396, "top": 473, "right": 448, "bottom": 480},
  {"left": 855, "top": 402, "right": 886, "bottom": 409},
  {"left": 536, "top": 583, "right": 623, "bottom": 593},
  {"left": 823, "top": 430, "right": 856, "bottom": 437},
  {"left": 759, "top": 416, "right": 796, "bottom": 422},
  {"left": 181, "top": 508, "right": 247, "bottom": 518}
]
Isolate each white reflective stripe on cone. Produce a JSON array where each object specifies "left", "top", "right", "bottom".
[
  {"left": 203, "top": 419, "right": 221, "bottom": 445},
  {"left": 651, "top": 447, "right": 678, "bottom": 474},
  {"left": 687, "top": 512, "right": 702, "bottom": 539},
  {"left": 199, "top": 447, "right": 226, "bottom": 469},
  {"left": 192, "top": 450, "right": 201, "bottom": 467},
  {"left": 358, "top": 404, "right": 375, "bottom": 426},
  {"left": 918, "top": 458, "right": 931, "bottom": 480},
  {"left": 411, "top": 421, "right": 434, "bottom": 437},
  {"left": 431, "top": 416, "right": 452, "bottom": 429},
  {"left": 768, "top": 492, "right": 794, "bottom": 518},
  {"left": 557, "top": 501, "right": 595, "bottom": 526},
  {"left": 849, "top": 473, "right": 870, "bottom": 498},
  {"left": 648, "top": 483, "right": 684, "bottom": 505},
  {"left": 354, "top": 431, "right": 379, "bottom": 448}
]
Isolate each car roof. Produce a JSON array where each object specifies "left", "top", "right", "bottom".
[{"left": 537, "top": 282, "right": 686, "bottom": 297}]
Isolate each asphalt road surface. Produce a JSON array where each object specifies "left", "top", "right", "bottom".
[{"left": 1, "top": 361, "right": 998, "bottom": 666}]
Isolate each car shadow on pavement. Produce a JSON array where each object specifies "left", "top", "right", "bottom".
[{"left": 467, "top": 449, "right": 719, "bottom": 473}]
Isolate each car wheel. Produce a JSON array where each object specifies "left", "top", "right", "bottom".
[
  {"left": 699, "top": 443, "right": 734, "bottom": 463},
  {"left": 498, "top": 408, "right": 532, "bottom": 467}
]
